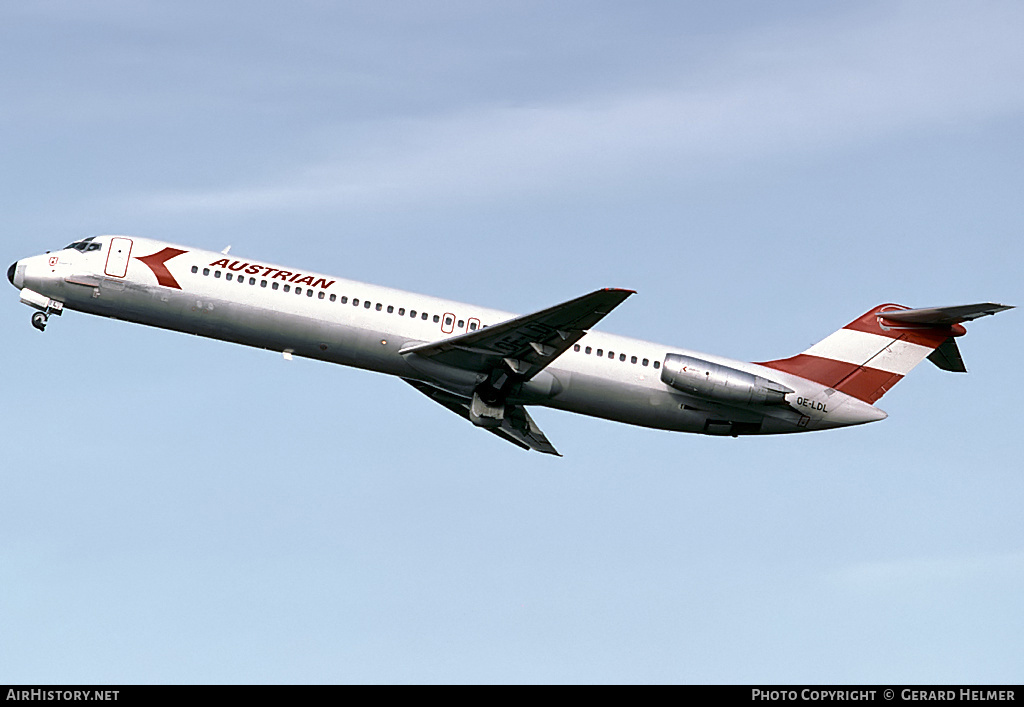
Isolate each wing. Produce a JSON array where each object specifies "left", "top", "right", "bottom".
[
  {"left": 398, "top": 288, "right": 635, "bottom": 456},
  {"left": 404, "top": 379, "right": 561, "bottom": 456},
  {"left": 399, "top": 287, "right": 634, "bottom": 380}
]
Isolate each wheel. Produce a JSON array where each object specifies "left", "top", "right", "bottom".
[{"left": 31, "top": 312, "right": 47, "bottom": 331}]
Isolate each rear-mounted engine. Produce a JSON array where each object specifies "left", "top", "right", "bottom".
[{"left": 661, "top": 353, "right": 793, "bottom": 406}]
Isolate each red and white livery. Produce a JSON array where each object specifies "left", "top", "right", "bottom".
[{"left": 8, "top": 236, "right": 1013, "bottom": 455}]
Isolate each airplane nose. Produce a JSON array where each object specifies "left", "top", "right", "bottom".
[{"left": 7, "top": 261, "right": 16, "bottom": 286}]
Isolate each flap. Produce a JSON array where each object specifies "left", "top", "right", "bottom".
[{"left": 404, "top": 379, "right": 561, "bottom": 456}]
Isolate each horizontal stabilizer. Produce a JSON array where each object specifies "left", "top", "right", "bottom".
[
  {"left": 927, "top": 337, "right": 967, "bottom": 372},
  {"left": 879, "top": 303, "right": 1013, "bottom": 326}
]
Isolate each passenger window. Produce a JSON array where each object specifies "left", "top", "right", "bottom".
[
  {"left": 365, "top": 301, "right": 371, "bottom": 309},
  {"left": 203, "top": 268, "right": 210, "bottom": 276},
  {"left": 376, "top": 303, "right": 382, "bottom": 311},
  {"left": 574, "top": 344, "right": 580, "bottom": 352},
  {"left": 433, "top": 315, "right": 440, "bottom": 323},
  {"left": 283, "top": 284, "right": 290, "bottom": 292},
  {"left": 318, "top": 291, "right": 324, "bottom": 299},
  {"left": 214, "top": 271, "right": 221, "bottom": 278},
  {"left": 296, "top": 288, "right": 302, "bottom": 295},
  {"left": 642, "top": 358, "right": 649, "bottom": 366},
  {"left": 608, "top": 351, "right": 614, "bottom": 359},
  {"left": 249, "top": 277, "right": 256, "bottom": 285},
  {"left": 330, "top": 294, "right": 336, "bottom": 302},
  {"left": 422, "top": 313, "right": 428, "bottom": 320},
  {"left": 653, "top": 361, "right": 660, "bottom": 369},
  {"left": 272, "top": 282, "right": 279, "bottom": 290},
  {"left": 341, "top": 296, "right": 348, "bottom": 304},
  {"left": 352, "top": 298, "right": 359, "bottom": 306},
  {"left": 387, "top": 305, "right": 394, "bottom": 313},
  {"left": 191, "top": 266, "right": 198, "bottom": 274},
  {"left": 410, "top": 310, "right": 417, "bottom": 317},
  {"left": 261, "top": 280, "right": 267, "bottom": 288},
  {"left": 307, "top": 290, "right": 314, "bottom": 297},
  {"left": 596, "top": 349, "right": 603, "bottom": 357},
  {"left": 585, "top": 346, "right": 592, "bottom": 354},
  {"left": 444, "top": 316, "right": 453, "bottom": 326},
  {"left": 398, "top": 308, "right": 405, "bottom": 315},
  {"left": 620, "top": 353, "right": 626, "bottom": 362},
  {"left": 457, "top": 320, "right": 464, "bottom": 328},
  {"left": 631, "top": 356, "right": 637, "bottom": 364},
  {"left": 469, "top": 322, "right": 477, "bottom": 331}
]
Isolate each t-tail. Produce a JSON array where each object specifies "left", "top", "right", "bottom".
[{"left": 757, "top": 303, "right": 1013, "bottom": 404}]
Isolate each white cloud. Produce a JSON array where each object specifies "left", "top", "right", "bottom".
[
  {"left": 132, "top": 2, "right": 1024, "bottom": 214},
  {"left": 828, "top": 550, "right": 1024, "bottom": 594}
]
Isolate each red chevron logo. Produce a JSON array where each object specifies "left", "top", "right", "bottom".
[{"left": 135, "top": 247, "right": 188, "bottom": 289}]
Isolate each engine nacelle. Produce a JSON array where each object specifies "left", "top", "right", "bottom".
[{"left": 661, "top": 354, "right": 793, "bottom": 406}]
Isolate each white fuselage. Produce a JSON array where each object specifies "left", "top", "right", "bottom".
[{"left": 9, "top": 235, "right": 886, "bottom": 442}]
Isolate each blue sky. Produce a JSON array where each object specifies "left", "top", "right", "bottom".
[{"left": 2, "top": 1, "right": 1022, "bottom": 684}]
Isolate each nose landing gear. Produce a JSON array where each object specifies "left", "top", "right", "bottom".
[{"left": 19, "top": 290, "right": 64, "bottom": 332}]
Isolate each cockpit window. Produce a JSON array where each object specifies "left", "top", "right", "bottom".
[{"left": 62, "top": 237, "right": 102, "bottom": 253}]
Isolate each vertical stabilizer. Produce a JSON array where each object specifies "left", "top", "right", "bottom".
[{"left": 757, "top": 303, "right": 1012, "bottom": 404}]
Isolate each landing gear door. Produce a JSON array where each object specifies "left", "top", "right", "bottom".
[{"left": 104, "top": 237, "right": 133, "bottom": 278}]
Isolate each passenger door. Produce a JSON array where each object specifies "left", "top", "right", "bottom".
[{"left": 104, "top": 237, "right": 133, "bottom": 278}]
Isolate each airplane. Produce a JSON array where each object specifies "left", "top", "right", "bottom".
[{"left": 7, "top": 235, "right": 1013, "bottom": 456}]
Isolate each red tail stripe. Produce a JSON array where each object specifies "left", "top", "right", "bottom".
[{"left": 760, "top": 354, "right": 903, "bottom": 404}]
